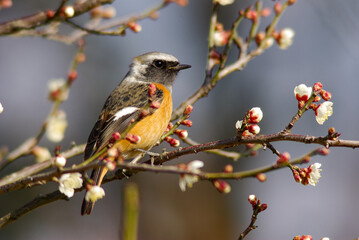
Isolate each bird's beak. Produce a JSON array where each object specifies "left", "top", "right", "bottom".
[{"left": 170, "top": 64, "right": 191, "bottom": 71}]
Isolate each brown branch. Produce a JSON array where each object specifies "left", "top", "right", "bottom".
[
  {"left": 0, "top": 0, "right": 114, "bottom": 36},
  {"left": 0, "top": 146, "right": 319, "bottom": 229}
]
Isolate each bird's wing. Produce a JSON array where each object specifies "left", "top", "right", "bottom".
[{"left": 84, "top": 82, "right": 164, "bottom": 159}]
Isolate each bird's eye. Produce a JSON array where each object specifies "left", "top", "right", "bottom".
[{"left": 153, "top": 60, "right": 165, "bottom": 69}]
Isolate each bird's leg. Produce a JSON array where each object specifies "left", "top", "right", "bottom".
[{"left": 132, "top": 149, "right": 160, "bottom": 165}]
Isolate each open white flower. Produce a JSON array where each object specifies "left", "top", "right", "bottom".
[
  {"left": 0, "top": 102, "right": 3, "bottom": 114},
  {"left": 58, "top": 173, "right": 83, "bottom": 198},
  {"left": 277, "top": 28, "right": 295, "bottom": 49},
  {"left": 294, "top": 84, "right": 312, "bottom": 101},
  {"left": 179, "top": 160, "right": 204, "bottom": 192},
  {"left": 308, "top": 163, "right": 322, "bottom": 186},
  {"left": 235, "top": 120, "right": 243, "bottom": 130},
  {"left": 46, "top": 110, "right": 68, "bottom": 142},
  {"left": 315, "top": 101, "right": 333, "bottom": 125},
  {"left": 85, "top": 185, "right": 105, "bottom": 203},
  {"left": 213, "top": 0, "right": 235, "bottom": 6}
]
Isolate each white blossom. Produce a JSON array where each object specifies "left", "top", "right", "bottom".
[
  {"left": 48, "top": 79, "right": 69, "bottom": 102},
  {"left": 85, "top": 185, "right": 105, "bottom": 203},
  {"left": 54, "top": 155, "right": 67, "bottom": 168},
  {"left": 308, "top": 163, "right": 322, "bottom": 186},
  {"left": 235, "top": 120, "right": 243, "bottom": 130},
  {"left": 64, "top": 6, "right": 75, "bottom": 18},
  {"left": 315, "top": 101, "right": 333, "bottom": 125},
  {"left": 213, "top": 0, "right": 235, "bottom": 5},
  {"left": 294, "top": 84, "right": 312, "bottom": 101},
  {"left": 46, "top": 110, "right": 68, "bottom": 142},
  {"left": 0, "top": 102, "right": 3, "bottom": 114},
  {"left": 58, "top": 173, "right": 83, "bottom": 198},
  {"left": 278, "top": 28, "right": 295, "bottom": 50},
  {"left": 179, "top": 160, "right": 204, "bottom": 192},
  {"left": 248, "top": 107, "right": 263, "bottom": 123}
]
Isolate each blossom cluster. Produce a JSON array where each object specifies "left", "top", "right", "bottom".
[
  {"left": 292, "top": 163, "right": 322, "bottom": 186},
  {"left": 178, "top": 160, "right": 204, "bottom": 192},
  {"left": 294, "top": 82, "right": 333, "bottom": 125},
  {"left": 248, "top": 194, "right": 268, "bottom": 212},
  {"left": 236, "top": 107, "right": 263, "bottom": 137}
]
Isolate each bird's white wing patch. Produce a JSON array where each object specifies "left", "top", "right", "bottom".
[{"left": 113, "top": 107, "right": 139, "bottom": 121}]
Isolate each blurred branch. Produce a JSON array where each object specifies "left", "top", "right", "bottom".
[
  {"left": 122, "top": 183, "right": 140, "bottom": 240},
  {"left": 0, "top": 0, "right": 114, "bottom": 36},
  {"left": 0, "top": 42, "right": 85, "bottom": 170}
]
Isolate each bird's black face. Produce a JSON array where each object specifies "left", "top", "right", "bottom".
[{"left": 144, "top": 59, "right": 191, "bottom": 87}]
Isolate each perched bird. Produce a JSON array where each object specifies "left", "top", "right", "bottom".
[{"left": 81, "top": 52, "right": 191, "bottom": 215}]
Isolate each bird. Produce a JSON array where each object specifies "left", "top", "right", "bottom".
[{"left": 81, "top": 52, "right": 191, "bottom": 215}]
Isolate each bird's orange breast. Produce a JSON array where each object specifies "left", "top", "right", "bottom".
[{"left": 115, "top": 83, "right": 172, "bottom": 159}]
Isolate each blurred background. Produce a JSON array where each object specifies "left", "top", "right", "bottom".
[{"left": 1, "top": 0, "right": 359, "bottom": 239}]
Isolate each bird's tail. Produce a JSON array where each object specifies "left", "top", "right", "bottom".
[{"left": 81, "top": 166, "right": 108, "bottom": 215}]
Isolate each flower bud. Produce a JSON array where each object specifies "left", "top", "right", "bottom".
[
  {"left": 105, "top": 159, "right": 116, "bottom": 171},
  {"left": 110, "top": 132, "right": 121, "bottom": 143},
  {"left": 126, "top": 133, "right": 141, "bottom": 144},
  {"left": 277, "top": 152, "right": 290, "bottom": 164},
  {"left": 54, "top": 155, "right": 67, "bottom": 168},
  {"left": 274, "top": 2, "right": 282, "bottom": 14},
  {"left": 181, "top": 119, "right": 192, "bottom": 127},
  {"left": 127, "top": 21, "right": 142, "bottom": 33},
  {"left": 248, "top": 107, "right": 263, "bottom": 123},
  {"left": 213, "top": 180, "right": 231, "bottom": 193},
  {"left": 248, "top": 124, "right": 260, "bottom": 135},
  {"left": 68, "top": 70, "right": 78, "bottom": 84},
  {"left": 150, "top": 101, "right": 161, "bottom": 109},
  {"left": 320, "top": 90, "right": 332, "bottom": 101},
  {"left": 64, "top": 6, "right": 75, "bottom": 18},
  {"left": 248, "top": 194, "right": 257, "bottom": 205},
  {"left": 148, "top": 83, "right": 157, "bottom": 97},
  {"left": 256, "top": 173, "right": 267, "bottom": 182},
  {"left": 313, "top": 82, "right": 323, "bottom": 93},
  {"left": 223, "top": 164, "right": 233, "bottom": 173},
  {"left": 184, "top": 105, "right": 193, "bottom": 115},
  {"left": 258, "top": 203, "right": 268, "bottom": 212},
  {"left": 317, "top": 147, "right": 330, "bottom": 156}
]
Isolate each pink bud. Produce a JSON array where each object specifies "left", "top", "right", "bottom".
[
  {"left": 150, "top": 101, "right": 161, "bottom": 109},
  {"left": 274, "top": 2, "right": 282, "bottom": 14},
  {"left": 148, "top": 83, "right": 157, "bottom": 97},
  {"left": 223, "top": 164, "right": 233, "bottom": 173},
  {"left": 213, "top": 180, "right": 231, "bottom": 194},
  {"left": 258, "top": 203, "right": 268, "bottom": 212},
  {"left": 317, "top": 147, "right": 330, "bottom": 156},
  {"left": 248, "top": 107, "right": 263, "bottom": 123},
  {"left": 110, "top": 132, "right": 121, "bottom": 143},
  {"left": 68, "top": 70, "right": 78, "bottom": 84},
  {"left": 277, "top": 152, "right": 290, "bottom": 164},
  {"left": 248, "top": 124, "right": 260, "bottom": 135},
  {"left": 127, "top": 21, "right": 142, "bottom": 33},
  {"left": 126, "top": 133, "right": 141, "bottom": 144},
  {"left": 320, "top": 90, "right": 332, "bottom": 101},
  {"left": 181, "top": 119, "right": 192, "bottom": 127},
  {"left": 313, "top": 82, "right": 323, "bottom": 93},
  {"left": 184, "top": 105, "right": 193, "bottom": 115},
  {"left": 256, "top": 173, "right": 267, "bottom": 182}
]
